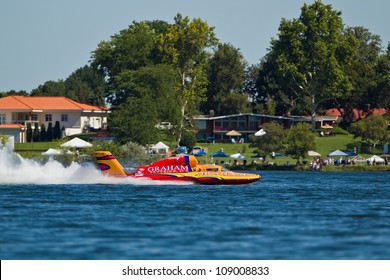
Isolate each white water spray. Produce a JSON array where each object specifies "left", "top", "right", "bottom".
[{"left": 0, "top": 142, "right": 191, "bottom": 185}]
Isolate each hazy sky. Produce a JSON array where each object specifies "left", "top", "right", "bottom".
[{"left": 1, "top": 0, "right": 389, "bottom": 92}]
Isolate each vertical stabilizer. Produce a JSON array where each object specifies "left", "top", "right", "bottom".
[{"left": 94, "top": 151, "right": 128, "bottom": 177}]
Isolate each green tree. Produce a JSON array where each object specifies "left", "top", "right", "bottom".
[
  {"left": 92, "top": 20, "right": 168, "bottom": 106},
  {"left": 91, "top": 20, "right": 179, "bottom": 144},
  {"left": 108, "top": 95, "right": 159, "bottom": 145},
  {"left": 33, "top": 122, "right": 40, "bottom": 142},
  {"left": 53, "top": 121, "right": 61, "bottom": 140},
  {"left": 329, "top": 26, "right": 382, "bottom": 127},
  {"left": 114, "top": 64, "right": 180, "bottom": 125},
  {"left": 203, "top": 43, "right": 246, "bottom": 115},
  {"left": 46, "top": 123, "right": 53, "bottom": 142},
  {"left": 255, "top": 54, "right": 282, "bottom": 115},
  {"left": 119, "top": 141, "right": 158, "bottom": 165},
  {"left": 159, "top": 13, "right": 218, "bottom": 144},
  {"left": 179, "top": 129, "right": 197, "bottom": 148},
  {"left": 350, "top": 114, "right": 389, "bottom": 146},
  {"left": 31, "top": 80, "right": 66, "bottom": 96},
  {"left": 0, "top": 90, "right": 28, "bottom": 97},
  {"left": 39, "top": 124, "right": 46, "bottom": 142},
  {"left": 249, "top": 122, "right": 288, "bottom": 158},
  {"left": 218, "top": 92, "right": 251, "bottom": 115},
  {"left": 26, "top": 123, "right": 32, "bottom": 142},
  {"left": 64, "top": 65, "right": 107, "bottom": 106},
  {"left": 286, "top": 122, "right": 316, "bottom": 162},
  {"left": 259, "top": 1, "right": 352, "bottom": 127},
  {"left": 243, "top": 64, "right": 261, "bottom": 113},
  {"left": 375, "top": 43, "right": 390, "bottom": 111},
  {"left": 108, "top": 64, "right": 180, "bottom": 143}
]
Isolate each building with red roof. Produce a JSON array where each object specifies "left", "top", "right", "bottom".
[
  {"left": 0, "top": 96, "right": 110, "bottom": 143},
  {"left": 326, "top": 108, "right": 387, "bottom": 120}
]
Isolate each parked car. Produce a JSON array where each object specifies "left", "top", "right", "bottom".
[
  {"left": 176, "top": 146, "right": 188, "bottom": 154},
  {"left": 192, "top": 146, "right": 203, "bottom": 155},
  {"left": 155, "top": 122, "right": 174, "bottom": 130}
]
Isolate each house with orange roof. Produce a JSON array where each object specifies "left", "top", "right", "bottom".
[{"left": 0, "top": 96, "right": 110, "bottom": 143}]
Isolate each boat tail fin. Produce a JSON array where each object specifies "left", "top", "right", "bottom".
[{"left": 94, "top": 151, "right": 128, "bottom": 177}]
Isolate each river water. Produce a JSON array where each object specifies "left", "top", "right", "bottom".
[{"left": 1, "top": 146, "right": 389, "bottom": 260}]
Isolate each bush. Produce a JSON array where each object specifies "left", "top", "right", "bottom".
[
  {"left": 119, "top": 141, "right": 158, "bottom": 165},
  {"left": 179, "top": 130, "right": 196, "bottom": 148},
  {"left": 332, "top": 126, "right": 349, "bottom": 135}
]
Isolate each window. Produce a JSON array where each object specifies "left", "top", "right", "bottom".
[
  {"left": 0, "top": 114, "right": 5, "bottom": 124},
  {"left": 196, "top": 120, "right": 206, "bottom": 130},
  {"left": 61, "top": 114, "right": 68, "bottom": 122},
  {"left": 45, "top": 114, "right": 52, "bottom": 122},
  {"left": 31, "top": 114, "right": 38, "bottom": 121}
]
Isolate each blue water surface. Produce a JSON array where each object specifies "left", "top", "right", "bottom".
[{"left": 1, "top": 171, "right": 389, "bottom": 260}]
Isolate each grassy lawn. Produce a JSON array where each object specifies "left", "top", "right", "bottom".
[
  {"left": 196, "top": 133, "right": 386, "bottom": 165},
  {"left": 15, "top": 142, "right": 59, "bottom": 151},
  {"left": 14, "top": 142, "right": 60, "bottom": 158},
  {"left": 315, "top": 134, "right": 359, "bottom": 156}
]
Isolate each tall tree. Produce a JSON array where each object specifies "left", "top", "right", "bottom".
[
  {"left": 243, "top": 63, "right": 262, "bottom": 113},
  {"left": 39, "top": 124, "right": 46, "bottom": 142},
  {"left": 91, "top": 20, "right": 168, "bottom": 106},
  {"left": 255, "top": 55, "right": 283, "bottom": 115},
  {"left": 249, "top": 122, "right": 288, "bottom": 158},
  {"left": 0, "top": 90, "right": 28, "bottom": 97},
  {"left": 286, "top": 122, "right": 316, "bottom": 162},
  {"left": 218, "top": 92, "right": 251, "bottom": 115},
  {"left": 33, "top": 122, "right": 40, "bottom": 142},
  {"left": 31, "top": 80, "right": 66, "bottom": 97},
  {"left": 375, "top": 43, "right": 390, "bottom": 110},
  {"left": 108, "top": 95, "right": 159, "bottom": 145},
  {"left": 46, "top": 122, "right": 53, "bottom": 142},
  {"left": 116, "top": 64, "right": 180, "bottom": 122},
  {"left": 330, "top": 26, "right": 382, "bottom": 127},
  {"left": 65, "top": 65, "right": 107, "bottom": 106},
  {"left": 259, "top": 1, "right": 352, "bottom": 128},
  {"left": 203, "top": 43, "right": 246, "bottom": 115},
  {"left": 159, "top": 13, "right": 218, "bottom": 144},
  {"left": 350, "top": 115, "right": 389, "bottom": 147}
]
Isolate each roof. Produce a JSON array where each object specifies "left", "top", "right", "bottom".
[
  {"left": 194, "top": 113, "right": 295, "bottom": 121},
  {"left": 326, "top": 108, "right": 387, "bottom": 119},
  {"left": 0, "top": 95, "right": 109, "bottom": 112},
  {"left": 0, "top": 124, "right": 26, "bottom": 129}
]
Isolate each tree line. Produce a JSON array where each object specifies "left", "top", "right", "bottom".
[{"left": 1, "top": 1, "right": 389, "bottom": 146}]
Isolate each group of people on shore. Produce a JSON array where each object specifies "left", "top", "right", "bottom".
[{"left": 310, "top": 156, "right": 358, "bottom": 171}]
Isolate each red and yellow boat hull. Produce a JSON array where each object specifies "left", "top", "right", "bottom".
[{"left": 94, "top": 151, "right": 260, "bottom": 185}]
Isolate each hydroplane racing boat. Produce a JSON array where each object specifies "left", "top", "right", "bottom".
[{"left": 94, "top": 151, "right": 260, "bottom": 185}]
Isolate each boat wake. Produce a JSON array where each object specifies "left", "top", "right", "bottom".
[{"left": 0, "top": 144, "right": 191, "bottom": 186}]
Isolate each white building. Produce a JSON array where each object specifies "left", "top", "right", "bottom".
[{"left": 0, "top": 95, "right": 110, "bottom": 143}]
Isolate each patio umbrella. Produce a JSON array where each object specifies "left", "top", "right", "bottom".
[
  {"left": 194, "top": 150, "right": 207, "bottom": 156},
  {"left": 41, "top": 148, "right": 62, "bottom": 155},
  {"left": 211, "top": 151, "right": 229, "bottom": 157},
  {"left": 226, "top": 130, "right": 242, "bottom": 136},
  {"left": 321, "top": 124, "right": 333, "bottom": 129},
  {"left": 254, "top": 128, "right": 266, "bottom": 137},
  {"left": 230, "top": 153, "right": 246, "bottom": 160},
  {"left": 61, "top": 137, "right": 92, "bottom": 148},
  {"left": 308, "top": 150, "right": 321, "bottom": 157},
  {"left": 327, "top": 150, "right": 348, "bottom": 157}
]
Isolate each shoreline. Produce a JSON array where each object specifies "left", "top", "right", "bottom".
[{"left": 228, "top": 164, "right": 390, "bottom": 172}]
